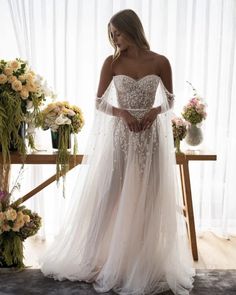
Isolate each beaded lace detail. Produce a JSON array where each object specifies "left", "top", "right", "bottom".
[{"left": 113, "top": 75, "right": 160, "bottom": 174}]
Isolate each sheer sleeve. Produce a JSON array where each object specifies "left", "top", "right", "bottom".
[
  {"left": 95, "top": 79, "right": 116, "bottom": 116},
  {"left": 95, "top": 95, "right": 113, "bottom": 116},
  {"left": 158, "top": 79, "right": 175, "bottom": 114}
]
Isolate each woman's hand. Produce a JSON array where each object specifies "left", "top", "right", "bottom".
[
  {"left": 140, "top": 107, "right": 161, "bottom": 131},
  {"left": 120, "top": 110, "right": 142, "bottom": 132}
]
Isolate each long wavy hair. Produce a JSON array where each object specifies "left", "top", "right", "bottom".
[{"left": 108, "top": 9, "right": 150, "bottom": 62}]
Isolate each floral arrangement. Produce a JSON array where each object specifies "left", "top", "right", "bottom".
[
  {"left": 172, "top": 117, "right": 188, "bottom": 153},
  {"left": 182, "top": 81, "right": 207, "bottom": 125},
  {"left": 38, "top": 101, "right": 84, "bottom": 193},
  {"left": 0, "top": 58, "right": 54, "bottom": 163},
  {"left": 0, "top": 170, "right": 41, "bottom": 269},
  {"left": 39, "top": 101, "right": 84, "bottom": 133},
  {"left": 0, "top": 205, "right": 41, "bottom": 239}
]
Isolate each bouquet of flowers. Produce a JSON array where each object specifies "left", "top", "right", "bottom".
[
  {"left": 172, "top": 117, "right": 188, "bottom": 153},
  {"left": 0, "top": 58, "right": 54, "bottom": 163},
  {"left": 39, "top": 101, "right": 84, "bottom": 134},
  {"left": 0, "top": 184, "right": 41, "bottom": 268},
  {"left": 38, "top": 101, "right": 84, "bottom": 192},
  {"left": 182, "top": 81, "right": 207, "bottom": 125}
]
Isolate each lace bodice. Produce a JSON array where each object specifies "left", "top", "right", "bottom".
[
  {"left": 113, "top": 74, "right": 160, "bottom": 110},
  {"left": 112, "top": 75, "right": 161, "bottom": 174}
]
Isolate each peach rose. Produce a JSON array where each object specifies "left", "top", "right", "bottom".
[
  {"left": 26, "top": 81, "right": 37, "bottom": 92},
  {"left": 2, "top": 223, "right": 10, "bottom": 232},
  {"left": 9, "top": 60, "right": 19, "bottom": 69},
  {"left": 12, "top": 80, "right": 23, "bottom": 91},
  {"left": 4, "top": 67, "right": 13, "bottom": 76},
  {"left": 20, "top": 86, "right": 29, "bottom": 99},
  {"left": 0, "top": 74, "right": 8, "bottom": 84},
  {"left": 8, "top": 75, "right": 17, "bottom": 83},
  {"left": 23, "top": 214, "right": 30, "bottom": 223}
]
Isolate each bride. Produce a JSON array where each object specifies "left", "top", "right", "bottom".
[{"left": 40, "top": 9, "right": 195, "bottom": 295}]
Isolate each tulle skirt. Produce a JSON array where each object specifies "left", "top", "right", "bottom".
[{"left": 40, "top": 113, "right": 195, "bottom": 295}]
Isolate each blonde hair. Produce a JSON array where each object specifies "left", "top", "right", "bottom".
[{"left": 108, "top": 9, "right": 150, "bottom": 62}]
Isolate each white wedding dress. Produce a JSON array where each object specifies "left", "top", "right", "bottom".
[{"left": 40, "top": 74, "right": 195, "bottom": 295}]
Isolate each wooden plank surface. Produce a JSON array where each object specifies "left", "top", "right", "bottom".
[
  {"left": 0, "top": 151, "right": 216, "bottom": 165},
  {"left": 0, "top": 152, "right": 84, "bottom": 165}
]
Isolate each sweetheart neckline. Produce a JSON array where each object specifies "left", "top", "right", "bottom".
[{"left": 113, "top": 74, "right": 160, "bottom": 82}]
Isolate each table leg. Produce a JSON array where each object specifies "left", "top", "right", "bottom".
[
  {"left": 11, "top": 163, "right": 78, "bottom": 207},
  {"left": 179, "top": 161, "right": 198, "bottom": 261}
]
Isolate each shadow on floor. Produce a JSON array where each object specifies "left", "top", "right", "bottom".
[{"left": 0, "top": 269, "right": 236, "bottom": 294}]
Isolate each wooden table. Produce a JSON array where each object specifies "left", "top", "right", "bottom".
[
  {"left": 176, "top": 151, "right": 217, "bottom": 261},
  {"left": 0, "top": 151, "right": 216, "bottom": 261},
  {"left": 0, "top": 152, "right": 83, "bottom": 204}
]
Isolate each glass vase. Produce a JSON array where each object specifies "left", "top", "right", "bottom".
[
  {"left": 174, "top": 138, "right": 182, "bottom": 153},
  {"left": 185, "top": 124, "right": 203, "bottom": 146},
  {"left": 51, "top": 130, "right": 71, "bottom": 150}
]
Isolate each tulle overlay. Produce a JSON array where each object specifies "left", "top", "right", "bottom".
[{"left": 40, "top": 75, "right": 195, "bottom": 294}]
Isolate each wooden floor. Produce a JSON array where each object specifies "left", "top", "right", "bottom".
[
  {"left": 193, "top": 232, "right": 236, "bottom": 269},
  {"left": 24, "top": 232, "right": 236, "bottom": 269}
]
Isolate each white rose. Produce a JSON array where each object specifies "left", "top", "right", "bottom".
[
  {"left": 12, "top": 80, "right": 23, "bottom": 91},
  {"left": 67, "top": 109, "right": 75, "bottom": 116},
  {"left": 0, "top": 74, "right": 8, "bottom": 84},
  {"left": 26, "top": 100, "right": 33, "bottom": 109},
  {"left": 42, "top": 81, "right": 54, "bottom": 97},
  {"left": 5, "top": 208, "right": 17, "bottom": 221},
  {"left": 35, "top": 74, "right": 43, "bottom": 82},
  {"left": 55, "top": 114, "right": 71, "bottom": 126}
]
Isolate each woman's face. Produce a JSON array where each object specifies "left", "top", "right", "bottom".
[{"left": 110, "top": 23, "right": 132, "bottom": 51}]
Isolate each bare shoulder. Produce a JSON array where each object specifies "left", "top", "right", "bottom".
[
  {"left": 148, "top": 52, "right": 171, "bottom": 71},
  {"left": 102, "top": 55, "right": 114, "bottom": 73},
  {"left": 96, "top": 55, "right": 114, "bottom": 98},
  {"left": 150, "top": 52, "right": 173, "bottom": 92}
]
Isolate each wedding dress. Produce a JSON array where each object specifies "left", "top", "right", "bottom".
[{"left": 40, "top": 74, "right": 195, "bottom": 295}]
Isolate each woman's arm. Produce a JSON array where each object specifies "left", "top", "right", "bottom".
[
  {"left": 159, "top": 56, "right": 175, "bottom": 111},
  {"left": 96, "top": 55, "right": 124, "bottom": 117}
]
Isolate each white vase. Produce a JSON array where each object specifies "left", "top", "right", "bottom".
[{"left": 185, "top": 124, "right": 203, "bottom": 146}]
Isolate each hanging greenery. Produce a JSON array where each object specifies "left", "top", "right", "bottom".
[
  {"left": 37, "top": 101, "right": 84, "bottom": 197},
  {"left": 0, "top": 58, "right": 55, "bottom": 164}
]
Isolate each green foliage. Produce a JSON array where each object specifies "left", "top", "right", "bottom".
[
  {"left": 19, "top": 208, "right": 42, "bottom": 240},
  {"left": 0, "top": 88, "right": 26, "bottom": 163},
  {"left": 0, "top": 58, "right": 54, "bottom": 166},
  {"left": 182, "top": 108, "right": 203, "bottom": 125},
  {"left": 0, "top": 232, "right": 24, "bottom": 268}
]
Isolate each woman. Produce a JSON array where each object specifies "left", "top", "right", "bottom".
[{"left": 40, "top": 9, "right": 195, "bottom": 295}]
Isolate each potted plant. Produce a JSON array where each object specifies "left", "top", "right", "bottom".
[
  {"left": 38, "top": 101, "right": 84, "bottom": 193},
  {"left": 182, "top": 82, "right": 207, "bottom": 146},
  {"left": 0, "top": 58, "right": 54, "bottom": 164},
  {"left": 0, "top": 171, "right": 41, "bottom": 270},
  {"left": 172, "top": 117, "right": 188, "bottom": 153}
]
